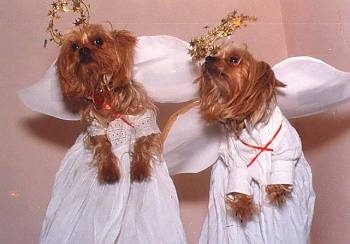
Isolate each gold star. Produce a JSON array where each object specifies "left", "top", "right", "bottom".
[{"left": 232, "top": 17, "right": 242, "bottom": 28}]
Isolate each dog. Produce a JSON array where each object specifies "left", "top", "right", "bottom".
[
  {"left": 56, "top": 24, "right": 161, "bottom": 184},
  {"left": 195, "top": 46, "right": 294, "bottom": 221}
]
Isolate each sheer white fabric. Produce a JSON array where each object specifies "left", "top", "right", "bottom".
[{"left": 39, "top": 110, "right": 186, "bottom": 244}]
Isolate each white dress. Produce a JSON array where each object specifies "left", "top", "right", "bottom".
[
  {"left": 199, "top": 106, "right": 315, "bottom": 244},
  {"left": 39, "top": 109, "right": 186, "bottom": 244}
]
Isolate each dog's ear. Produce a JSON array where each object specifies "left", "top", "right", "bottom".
[
  {"left": 111, "top": 30, "right": 137, "bottom": 81},
  {"left": 257, "top": 61, "right": 286, "bottom": 88},
  {"left": 112, "top": 30, "right": 137, "bottom": 50}
]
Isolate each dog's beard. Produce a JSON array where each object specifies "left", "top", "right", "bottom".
[
  {"left": 60, "top": 51, "right": 121, "bottom": 100},
  {"left": 197, "top": 70, "right": 241, "bottom": 123},
  {"left": 197, "top": 69, "right": 271, "bottom": 136},
  {"left": 76, "top": 51, "right": 118, "bottom": 84}
]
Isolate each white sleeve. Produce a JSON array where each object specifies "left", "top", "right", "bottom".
[
  {"left": 224, "top": 148, "right": 252, "bottom": 196},
  {"left": 133, "top": 110, "right": 160, "bottom": 138},
  {"left": 227, "top": 166, "right": 252, "bottom": 195},
  {"left": 269, "top": 120, "right": 301, "bottom": 185}
]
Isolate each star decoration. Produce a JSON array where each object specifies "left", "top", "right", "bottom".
[
  {"left": 188, "top": 11, "right": 257, "bottom": 62},
  {"left": 47, "top": 0, "right": 90, "bottom": 45}
]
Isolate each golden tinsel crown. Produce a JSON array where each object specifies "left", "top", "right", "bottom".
[
  {"left": 46, "top": 0, "right": 90, "bottom": 45},
  {"left": 189, "top": 11, "right": 257, "bottom": 61}
]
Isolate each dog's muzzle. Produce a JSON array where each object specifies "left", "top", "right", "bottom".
[
  {"left": 205, "top": 56, "right": 218, "bottom": 63},
  {"left": 79, "top": 47, "right": 91, "bottom": 63},
  {"left": 203, "top": 56, "right": 219, "bottom": 74}
]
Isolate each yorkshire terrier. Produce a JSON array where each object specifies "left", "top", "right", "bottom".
[
  {"left": 56, "top": 24, "right": 161, "bottom": 183},
  {"left": 195, "top": 46, "right": 292, "bottom": 221}
]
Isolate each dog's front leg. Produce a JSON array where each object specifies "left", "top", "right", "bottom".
[
  {"left": 266, "top": 184, "right": 293, "bottom": 206},
  {"left": 130, "top": 133, "right": 162, "bottom": 182},
  {"left": 90, "top": 135, "right": 120, "bottom": 183},
  {"left": 226, "top": 193, "right": 257, "bottom": 222}
]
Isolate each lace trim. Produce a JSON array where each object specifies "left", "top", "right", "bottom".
[
  {"left": 106, "top": 120, "right": 130, "bottom": 147},
  {"left": 134, "top": 112, "right": 160, "bottom": 138},
  {"left": 105, "top": 109, "right": 160, "bottom": 147}
]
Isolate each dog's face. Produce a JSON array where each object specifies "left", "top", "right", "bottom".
[
  {"left": 196, "top": 46, "right": 285, "bottom": 134},
  {"left": 56, "top": 24, "right": 137, "bottom": 101}
]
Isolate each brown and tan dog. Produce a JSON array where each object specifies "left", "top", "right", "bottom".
[
  {"left": 57, "top": 24, "right": 161, "bottom": 184},
  {"left": 195, "top": 46, "right": 292, "bottom": 221}
]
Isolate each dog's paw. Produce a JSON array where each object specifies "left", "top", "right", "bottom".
[
  {"left": 265, "top": 184, "right": 292, "bottom": 207},
  {"left": 225, "top": 193, "right": 257, "bottom": 222},
  {"left": 130, "top": 161, "right": 151, "bottom": 182},
  {"left": 98, "top": 153, "right": 120, "bottom": 184}
]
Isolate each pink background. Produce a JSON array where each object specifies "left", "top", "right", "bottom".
[{"left": 1, "top": 0, "right": 350, "bottom": 243}]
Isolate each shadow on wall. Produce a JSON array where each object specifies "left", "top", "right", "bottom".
[{"left": 19, "top": 114, "right": 82, "bottom": 148}]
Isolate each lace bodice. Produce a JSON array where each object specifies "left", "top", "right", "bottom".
[{"left": 86, "top": 109, "right": 160, "bottom": 149}]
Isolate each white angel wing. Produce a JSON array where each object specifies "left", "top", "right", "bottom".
[
  {"left": 17, "top": 62, "right": 80, "bottom": 120},
  {"left": 18, "top": 35, "right": 199, "bottom": 120},
  {"left": 133, "top": 35, "right": 199, "bottom": 103},
  {"left": 164, "top": 56, "right": 350, "bottom": 175},
  {"left": 163, "top": 104, "right": 224, "bottom": 175},
  {"left": 274, "top": 56, "right": 350, "bottom": 118}
]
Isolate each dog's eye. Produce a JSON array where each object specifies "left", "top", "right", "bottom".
[
  {"left": 71, "top": 43, "right": 79, "bottom": 52},
  {"left": 93, "top": 38, "right": 103, "bottom": 47},
  {"left": 228, "top": 56, "right": 240, "bottom": 65}
]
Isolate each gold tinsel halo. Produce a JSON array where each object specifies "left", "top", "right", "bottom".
[
  {"left": 47, "top": 0, "right": 90, "bottom": 45},
  {"left": 189, "top": 11, "right": 257, "bottom": 62}
]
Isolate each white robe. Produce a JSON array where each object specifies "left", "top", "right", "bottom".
[
  {"left": 39, "top": 110, "right": 186, "bottom": 244},
  {"left": 199, "top": 107, "right": 315, "bottom": 244}
]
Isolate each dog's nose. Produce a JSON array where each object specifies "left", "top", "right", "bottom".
[
  {"left": 79, "top": 47, "right": 91, "bottom": 63},
  {"left": 205, "top": 56, "right": 217, "bottom": 63}
]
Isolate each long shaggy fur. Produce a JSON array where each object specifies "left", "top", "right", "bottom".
[
  {"left": 56, "top": 24, "right": 160, "bottom": 184},
  {"left": 195, "top": 47, "right": 285, "bottom": 137},
  {"left": 131, "top": 133, "right": 162, "bottom": 181},
  {"left": 196, "top": 46, "right": 290, "bottom": 219}
]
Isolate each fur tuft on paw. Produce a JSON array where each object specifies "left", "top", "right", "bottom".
[
  {"left": 266, "top": 184, "right": 293, "bottom": 207},
  {"left": 225, "top": 192, "right": 258, "bottom": 222}
]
